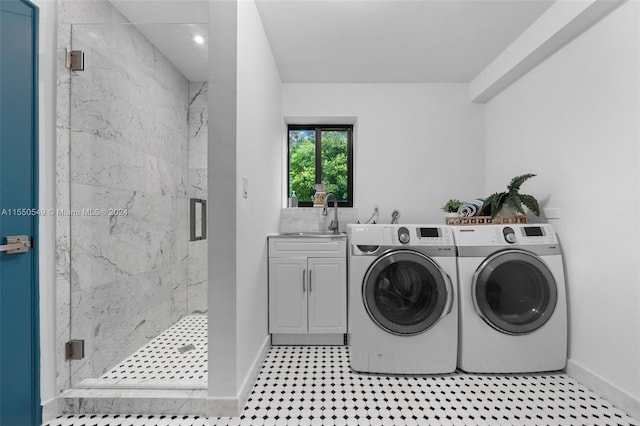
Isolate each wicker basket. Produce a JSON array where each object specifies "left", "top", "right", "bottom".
[{"left": 445, "top": 215, "right": 528, "bottom": 226}]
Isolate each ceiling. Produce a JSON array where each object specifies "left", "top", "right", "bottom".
[
  {"left": 255, "top": 0, "right": 555, "bottom": 83},
  {"left": 109, "top": 0, "right": 556, "bottom": 84},
  {"left": 109, "top": 0, "right": 209, "bottom": 82}
]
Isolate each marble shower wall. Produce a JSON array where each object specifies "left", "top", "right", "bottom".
[
  {"left": 187, "top": 82, "right": 208, "bottom": 315},
  {"left": 56, "top": 0, "right": 208, "bottom": 388}
]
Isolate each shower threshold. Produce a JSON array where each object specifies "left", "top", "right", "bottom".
[{"left": 77, "top": 315, "right": 207, "bottom": 390}]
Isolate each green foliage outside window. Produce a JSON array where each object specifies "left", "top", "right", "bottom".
[
  {"left": 289, "top": 127, "right": 351, "bottom": 204},
  {"left": 321, "top": 131, "right": 348, "bottom": 201},
  {"left": 289, "top": 130, "right": 316, "bottom": 201}
]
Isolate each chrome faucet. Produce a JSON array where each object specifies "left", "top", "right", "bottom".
[{"left": 323, "top": 193, "right": 339, "bottom": 234}]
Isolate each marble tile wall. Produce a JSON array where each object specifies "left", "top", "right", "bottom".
[
  {"left": 278, "top": 208, "right": 360, "bottom": 234},
  {"left": 56, "top": 0, "right": 204, "bottom": 389},
  {"left": 188, "top": 82, "right": 208, "bottom": 315}
]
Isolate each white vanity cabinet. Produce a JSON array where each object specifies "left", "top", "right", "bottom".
[{"left": 268, "top": 235, "right": 347, "bottom": 344}]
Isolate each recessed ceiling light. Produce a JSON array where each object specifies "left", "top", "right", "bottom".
[{"left": 194, "top": 35, "right": 205, "bottom": 45}]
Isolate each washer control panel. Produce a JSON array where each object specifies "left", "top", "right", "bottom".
[
  {"left": 348, "top": 224, "right": 454, "bottom": 246},
  {"left": 390, "top": 225, "right": 453, "bottom": 246}
]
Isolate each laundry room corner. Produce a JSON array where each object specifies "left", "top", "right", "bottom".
[{"left": 483, "top": 0, "right": 640, "bottom": 418}]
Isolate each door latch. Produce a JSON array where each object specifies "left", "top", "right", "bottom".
[{"left": 0, "top": 235, "right": 31, "bottom": 254}]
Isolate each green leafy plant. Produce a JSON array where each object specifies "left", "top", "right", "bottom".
[
  {"left": 441, "top": 199, "right": 464, "bottom": 213},
  {"left": 289, "top": 130, "right": 349, "bottom": 202},
  {"left": 481, "top": 174, "right": 540, "bottom": 218}
]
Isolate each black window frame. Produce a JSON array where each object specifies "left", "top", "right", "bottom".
[{"left": 287, "top": 124, "right": 354, "bottom": 208}]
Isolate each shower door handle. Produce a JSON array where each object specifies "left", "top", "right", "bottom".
[
  {"left": 189, "top": 198, "right": 207, "bottom": 241},
  {"left": 0, "top": 236, "right": 31, "bottom": 254}
]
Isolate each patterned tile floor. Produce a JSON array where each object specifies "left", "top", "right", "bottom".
[
  {"left": 96, "top": 315, "right": 207, "bottom": 387},
  {"left": 46, "top": 346, "right": 639, "bottom": 426}
]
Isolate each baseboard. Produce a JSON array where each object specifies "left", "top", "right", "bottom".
[
  {"left": 566, "top": 359, "right": 640, "bottom": 421},
  {"left": 271, "top": 333, "right": 345, "bottom": 345},
  {"left": 41, "top": 397, "right": 58, "bottom": 423},
  {"left": 237, "top": 335, "right": 271, "bottom": 410},
  {"left": 205, "top": 335, "right": 270, "bottom": 417}
]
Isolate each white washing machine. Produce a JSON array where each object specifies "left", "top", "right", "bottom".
[
  {"left": 347, "top": 224, "right": 458, "bottom": 374},
  {"left": 454, "top": 224, "right": 567, "bottom": 373}
]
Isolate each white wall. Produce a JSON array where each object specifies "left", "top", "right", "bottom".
[
  {"left": 282, "top": 84, "right": 485, "bottom": 224},
  {"left": 34, "top": 0, "right": 58, "bottom": 420},
  {"left": 208, "top": 0, "right": 238, "bottom": 399},
  {"left": 236, "top": 0, "right": 282, "bottom": 390},
  {"left": 484, "top": 1, "right": 640, "bottom": 417},
  {"left": 208, "top": 0, "right": 281, "bottom": 407}
]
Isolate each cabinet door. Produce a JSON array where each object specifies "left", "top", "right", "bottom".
[
  {"left": 269, "top": 257, "right": 308, "bottom": 334},
  {"left": 307, "top": 257, "right": 347, "bottom": 334}
]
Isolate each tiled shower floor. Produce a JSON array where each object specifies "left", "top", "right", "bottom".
[
  {"left": 90, "top": 315, "right": 207, "bottom": 388},
  {"left": 47, "top": 346, "right": 638, "bottom": 426}
]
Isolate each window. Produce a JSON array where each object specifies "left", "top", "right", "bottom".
[{"left": 288, "top": 125, "right": 353, "bottom": 207}]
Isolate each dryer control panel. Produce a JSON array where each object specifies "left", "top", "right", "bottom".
[{"left": 454, "top": 224, "right": 558, "bottom": 247}]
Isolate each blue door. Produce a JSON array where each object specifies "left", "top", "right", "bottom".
[{"left": 0, "top": 1, "right": 40, "bottom": 425}]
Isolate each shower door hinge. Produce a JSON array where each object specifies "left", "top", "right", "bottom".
[
  {"left": 66, "top": 49, "right": 85, "bottom": 71},
  {"left": 65, "top": 339, "right": 85, "bottom": 360}
]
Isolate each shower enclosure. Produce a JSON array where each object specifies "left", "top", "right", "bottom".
[{"left": 67, "top": 21, "right": 208, "bottom": 389}]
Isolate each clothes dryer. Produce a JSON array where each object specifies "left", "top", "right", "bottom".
[
  {"left": 454, "top": 224, "right": 567, "bottom": 373},
  {"left": 348, "top": 224, "right": 458, "bottom": 374}
]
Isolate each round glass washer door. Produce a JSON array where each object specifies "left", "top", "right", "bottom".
[
  {"left": 472, "top": 249, "right": 557, "bottom": 335},
  {"left": 362, "top": 250, "right": 451, "bottom": 336}
]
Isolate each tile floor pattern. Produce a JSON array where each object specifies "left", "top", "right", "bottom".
[
  {"left": 46, "top": 346, "right": 639, "bottom": 426},
  {"left": 99, "top": 315, "right": 207, "bottom": 386}
]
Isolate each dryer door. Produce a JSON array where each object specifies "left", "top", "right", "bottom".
[
  {"left": 472, "top": 249, "right": 558, "bottom": 335},
  {"left": 363, "top": 250, "right": 452, "bottom": 336}
]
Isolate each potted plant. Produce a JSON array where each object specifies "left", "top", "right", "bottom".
[
  {"left": 481, "top": 173, "right": 540, "bottom": 218},
  {"left": 441, "top": 199, "right": 464, "bottom": 217}
]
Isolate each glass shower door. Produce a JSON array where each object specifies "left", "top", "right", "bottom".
[{"left": 67, "top": 22, "right": 208, "bottom": 388}]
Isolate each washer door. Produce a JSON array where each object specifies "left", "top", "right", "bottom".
[
  {"left": 363, "top": 250, "right": 452, "bottom": 336},
  {"left": 472, "top": 249, "right": 557, "bottom": 335}
]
